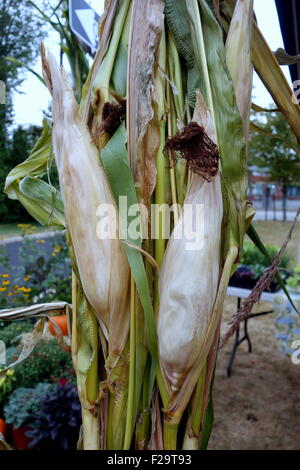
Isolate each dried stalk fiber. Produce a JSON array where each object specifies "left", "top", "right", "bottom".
[{"left": 41, "top": 50, "right": 130, "bottom": 360}]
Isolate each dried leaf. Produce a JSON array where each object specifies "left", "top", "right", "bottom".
[
  {"left": 251, "top": 22, "right": 300, "bottom": 145},
  {"left": 0, "top": 318, "right": 45, "bottom": 377},
  {"left": 127, "top": 0, "right": 164, "bottom": 203},
  {"left": 225, "top": 0, "right": 254, "bottom": 141},
  {"left": 274, "top": 47, "right": 300, "bottom": 66}
]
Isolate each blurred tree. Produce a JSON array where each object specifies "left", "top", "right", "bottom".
[
  {"left": 0, "top": 0, "right": 90, "bottom": 223},
  {"left": 0, "top": 0, "right": 46, "bottom": 222},
  {"left": 249, "top": 111, "right": 300, "bottom": 221}
]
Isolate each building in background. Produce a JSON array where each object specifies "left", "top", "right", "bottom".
[{"left": 248, "top": 166, "right": 300, "bottom": 212}]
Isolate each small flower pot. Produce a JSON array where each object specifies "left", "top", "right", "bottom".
[
  {"left": 11, "top": 425, "right": 32, "bottom": 450},
  {"left": 0, "top": 418, "right": 7, "bottom": 436},
  {"left": 48, "top": 315, "right": 69, "bottom": 337}
]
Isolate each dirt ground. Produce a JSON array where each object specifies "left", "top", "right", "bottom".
[{"left": 209, "top": 296, "right": 300, "bottom": 450}]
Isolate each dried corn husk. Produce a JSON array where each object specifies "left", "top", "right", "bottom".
[
  {"left": 158, "top": 92, "right": 223, "bottom": 392},
  {"left": 158, "top": 174, "right": 222, "bottom": 390},
  {"left": 41, "top": 50, "right": 130, "bottom": 360}
]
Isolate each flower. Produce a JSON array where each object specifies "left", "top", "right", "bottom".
[
  {"left": 1, "top": 274, "right": 9, "bottom": 278},
  {"left": 36, "top": 239, "right": 46, "bottom": 244},
  {"left": 51, "top": 245, "right": 62, "bottom": 257},
  {"left": 17, "top": 287, "right": 31, "bottom": 293},
  {"left": 17, "top": 224, "right": 31, "bottom": 229},
  {"left": 24, "top": 276, "right": 31, "bottom": 282},
  {"left": 0, "top": 287, "right": 7, "bottom": 292},
  {"left": 2, "top": 280, "right": 10, "bottom": 286}
]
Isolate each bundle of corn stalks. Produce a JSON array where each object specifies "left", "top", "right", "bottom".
[{"left": 2, "top": 0, "right": 300, "bottom": 450}]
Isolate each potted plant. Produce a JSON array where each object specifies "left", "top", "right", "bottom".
[
  {"left": 48, "top": 315, "right": 69, "bottom": 337},
  {"left": 25, "top": 382, "right": 82, "bottom": 450},
  {"left": 0, "top": 369, "right": 16, "bottom": 418},
  {"left": 229, "top": 242, "right": 291, "bottom": 292},
  {"left": 11, "top": 339, "right": 75, "bottom": 390},
  {"left": 0, "top": 418, "right": 6, "bottom": 437},
  {"left": 3, "top": 383, "right": 53, "bottom": 449}
]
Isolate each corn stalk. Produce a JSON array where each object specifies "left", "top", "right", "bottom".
[{"left": 2, "top": 0, "right": 300, "bottom": 450}]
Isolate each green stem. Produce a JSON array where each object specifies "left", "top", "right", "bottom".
[
  {"left": 81, "top": 407, "right": 100, "bottom": 450},
  {"left": 107, "top": 341, "right": 130, "bottom": 450},
  {"left": 163, "top": 416, "right": 180, "bottom": 450},
  {"left": 167, "top": 30, "right": 187, "bottom": 206},
  {"left": 154, "top": 31, "right": 167, "bottom": 316},
  {"left": 166, "top": 74, "right": 179, "bottom": 225},
  {"left": 187, "top": 0, "right": 216, "bottom": 127},
  {"left": 86, "top": 311, "right": 99, "bottom": 404},
  {"left": 124, "top": 276, "right": 136, "bottom": 449},
  {"left": 92, "top": 0, "right": 131, "bottom": 104},
  {"left": 182, "top": 364, "right": 207, "bottom": 450},
  {"left": 135, "top": 363, "right": 151, "bottom": 449}
]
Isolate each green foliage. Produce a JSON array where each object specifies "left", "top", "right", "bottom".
[
  {"left": 17, "top": 231, "right": 72, "bottom": 303},
  {"left": 249, "top": 111, "right": 300, "bottom": 186},
  {"left": 0, "top": 228, "right": 72, "bottom": 309},
  {"left": 0, "top": 369, "right": 16, "bottom": 416},
  {"left": 241, "top": 241, "right": 291, "bottom": 278},
  {"left": 4, "top": 382, "right": 54, "bottom": 428},
  {"left": 0, "top": 125, "right": 42, "bottom": 223},
  {"left": 0, "top": 335, "right": 74, "bottom": 415},
  {"left": 0, "top": 0, "right": 45, "bottom": 91},
  {"left": 12, "top": 339, "right": 74, "bottom": 390},
  {"left": 0, "top": 320, "right": 32, "bottom": 348},
  {"left": 0, "top": 0, "right": 46, "bottom": 223},
  {"left": 286, "top": 265, "right": 300, "bottom": 290}
]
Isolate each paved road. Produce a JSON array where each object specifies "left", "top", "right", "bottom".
[
  {"left": 1, "top": 208, "right": 299, "bottom": 276},
  {"left": 254, "top": 210, "right": 299, "bottom": 222}
]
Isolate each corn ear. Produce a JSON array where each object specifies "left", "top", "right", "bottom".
[
  {"left": 42, "top": 50, "right": 130, "bottom": 361},
  {"left": 4, "top": 119, "right": 65, "bottom": 228},
  {"left": 158, "top": 91, "right": 222, "bottom": 397}
]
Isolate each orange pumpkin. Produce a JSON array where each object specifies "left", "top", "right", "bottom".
[
  {"left": 48, "top": 315, "right": 68, "bottom": 337},
  {"left": 0, "top": 418, "right": 7, "bottom": 436}
]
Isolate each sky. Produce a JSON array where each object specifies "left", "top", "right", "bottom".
[{"left": 12, "top": 0, "right": 292, "bottom": 127}]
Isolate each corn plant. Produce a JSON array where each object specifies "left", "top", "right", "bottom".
[{"left": 2, "top": 0, "right": 300, "bottom": 450}]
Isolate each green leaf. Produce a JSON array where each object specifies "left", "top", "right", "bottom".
[
  {"left": 165, "top": 0, "right": 204, "bottom": 106},
  {"left": 164, "top": 0, "right": 195, "bottom": 68},
  {"left": 188, "top": 0, "right": 247, "bottom": 258},
  {"left": 100, "top": 122, "right": 158, "bottom": 404},
  {"left": 4, "top": 119, "right": 65, "bottom": 228},
  {"left": 200, "top": 396, "right": 214, "bottom": 450},
  {"left": 76, "top": 284, "right": 99, "bottom": 407},
  {"left": 110, "top": 2, "right": 131, "bottom": 98},
  {"left": 5, "top": 56, "right": 45, "bottom": 85}
]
